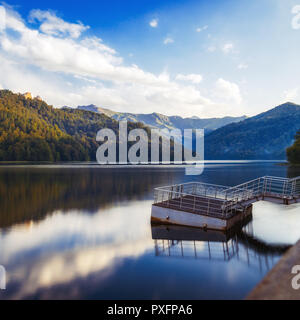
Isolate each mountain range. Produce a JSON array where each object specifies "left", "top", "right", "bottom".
[
  {"left": 205, "top": 102, "right": 300, "bottom": 159},
  {"left": 77, "top": 103, "right": 300, "bottom": 160},
  {"left": 0, "top": 89, "right": 299, "bottom": 161},
  {"left": 76, "top": 105, "right": 247, "bottom": 134}
]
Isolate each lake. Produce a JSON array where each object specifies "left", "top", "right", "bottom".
[{"left": 0, "top": 161, "right": 300, "bottom": 300}]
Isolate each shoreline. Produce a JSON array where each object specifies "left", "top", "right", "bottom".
[
  {"left": 0, "top": 159, "right": 288, "bottom": 164},
  {"left": 247, "top": 239, "right": 300, "bottom": 300},
  {"left": 0, "top": 160, "right": 288, "bottom": 169}
]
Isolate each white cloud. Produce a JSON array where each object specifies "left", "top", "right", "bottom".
[
  {"left": 0, "top": 6, "right": 243, "bottom": 118},
  {"left": 149, "top": 18, "right": 158, "bottom": 28},
  {"left": 196, "top": 25, "right": 208, "bottom": 32},
  {"left": 0, "top": 5, "right": 5, "bottom": 32},
  {"left": 238, "top": 63, "right": 248, "bottom": 70},
  {"left": 283, "top": 88, "right": 299, "bottom": 101},
  {"left": 29, "top": 9, "right": 89, "bottom": 39},
  {"left": 163, "top": 37, "right": 174, "bottom": 45},
  {"left": 222, "top": 43, "right": 234, "bottom": 54},
  {"left": 215, "top": 78, "right": 242, "bottom": 105},
  {"left": 176, "top": 73, "right": 203, "bottom": 84},
  {"left": 0, "top": 8, "right": 162, "bottom": 85}
]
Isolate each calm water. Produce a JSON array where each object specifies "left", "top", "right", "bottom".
[{"left": 0, "top": 161, "right": 300, "bottom": 300}]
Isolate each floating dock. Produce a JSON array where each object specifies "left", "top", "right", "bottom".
[{"left": 151, "top": 176, "right": 300, "bottom": 231}]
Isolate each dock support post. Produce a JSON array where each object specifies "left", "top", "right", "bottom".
[{"left": 283, "top": 197, "right": 289, "bottom": 205}]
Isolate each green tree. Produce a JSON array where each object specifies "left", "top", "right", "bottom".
[
  {"left": 287, "top": 130, "right": 300, "bottom": 164},
  {"left": 0, "top": 89, "right": 153, "bottom": 162}
]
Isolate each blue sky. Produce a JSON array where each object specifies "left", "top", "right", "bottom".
[{"left": 0, "top": 0, "right": 300, "bottom": 117}]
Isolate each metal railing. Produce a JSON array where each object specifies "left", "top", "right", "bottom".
[
  {"left": 154, "top": 182, "right": 249, "bottom": 218},
  {"left": 226, "top": 176, "right": 300, "bottom": 199},
  {"left": 290, "top": 176, "right": 300, "bottom": 196},
  {"left": 153, "top": 175, "right": 300, "bottom": 218}
]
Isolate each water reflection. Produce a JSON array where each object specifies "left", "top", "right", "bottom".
[
  {"left": 0, "top": 163, "right": 300, "bottom": 299},
  {"left": 152, "top": 223, "right": 291, "bottom": 274},
  {"left": 0, "top": 200, "right": 153, "bottom": 299},
  {"left": 152, "top": 225, "right": 238, "bottom": 261},
  {"left": 0, "top": 167, "right": 185, "bottom": 229},
  {"left": 1, "top": 162, "right": 297, "bottom": 229}
]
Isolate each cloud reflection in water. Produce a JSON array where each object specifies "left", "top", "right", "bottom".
[{"left": 0, "top": 200, "right": 153, "bottom": 299}]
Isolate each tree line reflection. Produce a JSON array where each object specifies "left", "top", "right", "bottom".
[{"left": 0, "top": 166, "right": 185, "bottom": 228}]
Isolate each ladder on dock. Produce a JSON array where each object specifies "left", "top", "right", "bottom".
[{"left": 153, "top": 176, "right": 300, "bottom": 219}]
